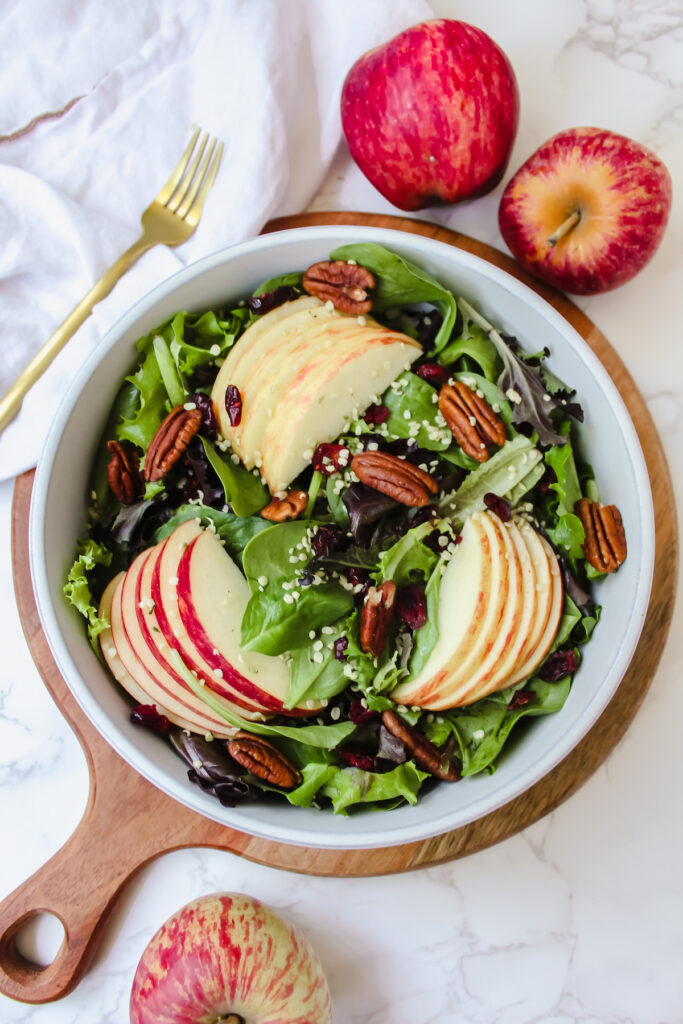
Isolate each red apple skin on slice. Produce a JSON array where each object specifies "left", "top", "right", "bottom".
[
  {"left": 505, "top": 518, "right": 555, "bottom": 681},
  {"left": 176, "top": 528, "right": 323, "bottom": 716},
  {"left": 133, "top": 537, "right": 268, "bottom": 722},
  {"left": 99, "top": 575, "right": 211, "bottom": 735},
  {"left": 107, "top": 568, "right": 233, "bottom": 737},
  {"left": 146, "top": 523, "right": 269, "bottom": 717}
]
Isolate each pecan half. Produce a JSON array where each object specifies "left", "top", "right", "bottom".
[
  {"left": 382, "top": 710, "right": 460, "bottom": 782},
  {"left": 351, "top": 451, "right": 438, "bottom": 507},
  {"left": 260, "top": 490, "right": 308, "bottom": 522},
  {"left": 226, "top": 732, "right": 302, "bottom": 789},
  {"left": 360, "top": 581, "right": 396, "bottom": 658},
  {"left": 106, "top": 440, "right": 143, "bottom": 504},
  {"left": 302, "top": 260, "right": 375, "bottom": 314},
  {"left": 438, "top": 380, "right": 507, "bottom": 462},
  {"left": 144, "top": 406, "right": 203, "bottom": 483},
  {"left": 575, "top": 498, "right": 627, "bottom": 573}
]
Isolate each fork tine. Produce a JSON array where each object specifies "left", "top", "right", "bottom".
[
  {"left": 155, "top": 125, "right": 201, "bottom": 206},
  {"left": 167, "top": 131, "right": 208, "bottom": 213},
  {"left": 184, "top": 141, "right": 224, "bottom": 227},
  {"left": 177, "top": 136, "right": 217, "bottom": 219}
]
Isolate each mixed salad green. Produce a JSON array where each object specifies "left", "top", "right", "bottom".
[{"left": 66, "top": 242, "right": 605, "bottom": 815}]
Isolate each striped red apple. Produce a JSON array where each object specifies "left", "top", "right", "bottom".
[
  {"left": 498, "top": 127, "right": 672, "bottom": 294},
  {"left": 341, "top": 19, "right": 520, "bottom": 211},
  {"left": 130, "top": 893, "right": 332, "bottom": 1024}
]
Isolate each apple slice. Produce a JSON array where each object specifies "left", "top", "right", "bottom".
[
  {"left": 391, "top": 510, "right": 508, "bottom": 708},
  {"left": 459, "top": 518, "right": 538, "bottom": 706},
  {"left": 175, "top": 527, "right": 322, "bottom": 715},
  {"left": 211, "top": 295, "right": 421, "bottom": 491},
  {"left": 428, "top": 514, "right": 525, "bottom": 710},
  {"left": 507, "top": 533, "right": 563, "bottom": 685},
  {"left": 99, "top": 575, "right": 213, "bottom": 735},
  {"left": 129, "top": 535, "right": 269, "bottom": 722},
  {"left": 505, "top": 518, "right": 555, "bottom": 683},
  {"left": 107, "top": 569, "right": 234, "bottom": 736}
]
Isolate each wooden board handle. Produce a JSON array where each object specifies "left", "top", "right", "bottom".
[{"left": 0, "top": 769, "right": 161, "bottom": 1004}]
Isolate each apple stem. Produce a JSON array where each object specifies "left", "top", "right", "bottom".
[
  {"left": 217, "top": 1015, "right": 244, "bottom": 1024},
  {"left": 547, "top": 209, "right": 581, "bottom": 247}
]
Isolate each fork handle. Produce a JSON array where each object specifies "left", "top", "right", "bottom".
[{"left": 0, "top": 236, "right": 153, "bottom": 436}]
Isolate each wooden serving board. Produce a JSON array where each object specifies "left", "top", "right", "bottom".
[{"left": 0, "top": 212, "right": 677, "bottom": 1006}]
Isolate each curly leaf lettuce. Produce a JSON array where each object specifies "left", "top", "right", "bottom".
[
  {"left": 63, "top": 540, "right": 113, "bottom": 653},
  {"left": 287, "top": 760, "right": 429, "bottom": 813}
]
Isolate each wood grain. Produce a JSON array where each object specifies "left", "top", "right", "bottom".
[{"left": 0, "top": 212, "right": 677, "bottom": 1006}]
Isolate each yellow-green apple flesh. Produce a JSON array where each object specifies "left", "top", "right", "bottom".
[
  {"left": 498, "top": 127, "right": 672, "bottom": 294},
  {"left": 100, "top": 573, "right": 234, "bottom": 737},
  {"left": 130, "top": 892, "right": 332, "bottom": 1024},
  {"left": 211, "top": 295, "right": 421, "bottom": 492},
  {"left": 174, "top": 524, "right": 321, "bottom": 716},
  {"left": 391, "top": 511, "right": 563, "bottom": 710},
  {"left": 340, "top": 19, "right": 519, "bottom": 211}
]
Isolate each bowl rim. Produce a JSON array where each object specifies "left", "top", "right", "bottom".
[{"left": 29, "top": 224, "right": 655, "bottom": 849}]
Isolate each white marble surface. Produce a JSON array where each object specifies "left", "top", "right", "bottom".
[{"left": 2, "top": 0, "right": 682, "bottom": 1020}]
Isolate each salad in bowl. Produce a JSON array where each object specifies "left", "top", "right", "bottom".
[{"left": 63, "top": 240, "right": 628, "bottom": 818}]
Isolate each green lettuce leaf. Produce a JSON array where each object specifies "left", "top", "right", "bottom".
[
  {"left": 286, "top": 642, "right": 349, "bottom": 710},
  {"left": 287, "top": 760, "right": 429, "bottom": 813},
  {"left": 117, "top": 346, "right": 168, "bottom": 450},
  {"left": 63, "top": 540, "right": 113, "bottom": 653},
  {"left": 439, "top": 436, "right": 543, "bottom": 520},
  {"left": 438, "top": 320, "right": 501, "bottom": 380},
  {"left": 382, "top": 372, "right": 451, "bottom": 451},
  {"left": 377, "top": 521, "right": 437, "bottom": 586}
]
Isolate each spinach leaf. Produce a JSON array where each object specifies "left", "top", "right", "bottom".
[
  {"left": 439, "top": 320, "right": 501, "bottom": 380},
  {"left": 241, "top": 522, "right": 354, "bottom": 655},
  {"left": 382, "top": 372, "right": 451, "bottom": 450},
  {"left": 330, "top": 242, "right": 457, "bottom": 352},
  {"left": 153, "top": 504, "right": 270, "bottom": 566},
  {"left": 544, "top": 427, "right": 586, "bottom": 563},
  {"left": 286, "top": 642, "right": 349, "bottom": 709},
  {"left": 200, "top": 438, "right": 269, "bottom": 517},
  {"left": 253, "top": 271, "right": 303, "bottom": 295}
]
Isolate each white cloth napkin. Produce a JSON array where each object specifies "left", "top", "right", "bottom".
[{"left": 0, "top": 0, "right": 432, "bottom": 480}]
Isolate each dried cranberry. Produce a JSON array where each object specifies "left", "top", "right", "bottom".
[
  {"left": 130, "top": 704, "right": 170, "bottom": 734},
  {"left": 538, "top": 649, "right": 578, "bottom": 682},
  {"left": 333, "top": 637, "right": 349, "bottom": 661},
  {"left": 416, "top": 362, "right": 449, "bottom": 388},
  {"left": 311, "top": 525, "right": 346, "bottom": 559},
  {"left": 312, "top": 443, "right": 350, "bottom": 475},
  {"left": 349, "top": 699, "right": 379, "bottom": 725},
  {"left": 339, "top": 749, "right": 375, "bottom": 772},
  {"left": 396, "top": 585, "right": 427, "bottom": 631},
  {"left": 247, "top": 285, "right": 294, "bottom": 315},
  {"left": 189, "top": 392, "right": 217, "bottom": 439},
  {"left": 483, "top": 492, "right": 511, "bottom": 522},
  {"left": 410, "top": 505, "right": 439, "bottom": 528},
  {"left": 224, "top": 385, "right": 242, "bottom": 427},
  {"left": 537, "top": 466, "right": 558, "bottom": 496},
  {"left": 363, "top": 404, "right": 390, "bottom": 425},
  {"left": 507, "top": 690, "right": 533, "bottom": 710},
  {"left": 345, "top": 567, "right": 371, "bottom": 603}
]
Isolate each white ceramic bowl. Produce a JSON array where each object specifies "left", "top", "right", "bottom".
[{"left": 30, "top": 226, "right": 654, "bottom": 850}]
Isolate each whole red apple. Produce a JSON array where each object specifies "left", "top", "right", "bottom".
[
  {"left": 341, "top": 19, "right": 519, "bottom": 211},
  {"left": 130, "top": 893, "right": 332, "bottom": 1024},
  {"left": 498, "top": 127, "right": 672, "bottom": 295}
]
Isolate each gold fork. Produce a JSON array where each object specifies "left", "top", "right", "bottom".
[{"left": 0, "top": 126, "right": 224, "bottom": 435}]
